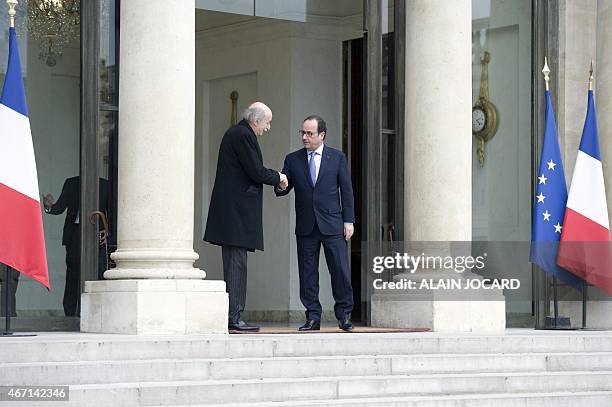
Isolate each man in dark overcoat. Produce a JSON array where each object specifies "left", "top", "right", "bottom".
[{"left": 204, "top": 102, "right": 287, "bottom": 332}]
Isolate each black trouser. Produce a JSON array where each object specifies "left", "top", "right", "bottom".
[
  {"left": 0, "top": 265, "right": 19, "bottom": 317},
  {"left": 222, "top": 245, "right": 248, "bottom": 325},
  {"left": 63, "top": 225, "right": 109, "bottom": 317},
  {"left": 296, "top": 222, "right": 353, "bottom": 322},
  {"left": 63, "top": 229, "right": 80, "bottom": 317}
]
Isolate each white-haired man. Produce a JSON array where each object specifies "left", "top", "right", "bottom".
[{"left": 204, "top": 102, "right": 287, "bottom": 332}]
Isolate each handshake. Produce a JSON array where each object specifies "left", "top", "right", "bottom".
[{"left": 278, "top": 172, "right": 288, "bottom": 191}]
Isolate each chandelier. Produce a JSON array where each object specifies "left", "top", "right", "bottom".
[{"left": 27, "top": 0, "right": 80, "bottom": 67}]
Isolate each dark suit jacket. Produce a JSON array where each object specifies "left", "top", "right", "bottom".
[
  {"left": 204, "top": 119, "right": 281, "bottom": 251},
  {"left": 276, "top": 145, "right": 354, "bottom": 236},
  {"left": 49, "top": 176, "right": 109, "bottom": 246}
]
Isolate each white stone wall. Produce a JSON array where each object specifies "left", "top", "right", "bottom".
[
  {"left": 597, "top": 0, "right": 612, "bottom": 230},
  {"left": 559, "top": 0, "right": 597, "bottom": 182}
]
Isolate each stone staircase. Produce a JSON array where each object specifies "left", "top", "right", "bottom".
[{"left": 1, "top": 330, "right": 612, "bottom": 406}]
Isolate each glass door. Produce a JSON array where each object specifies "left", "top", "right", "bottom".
[{"left": 80, "top": 0, "right": 118, "bottom": 299}]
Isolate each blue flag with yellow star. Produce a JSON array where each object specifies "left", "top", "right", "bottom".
[{"left": 530, "top": 90, "right": 584, "bottom": 289}]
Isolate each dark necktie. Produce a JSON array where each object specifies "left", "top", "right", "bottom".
[{"left": 308, "top": 151, "right": 317, "bottom": 186}]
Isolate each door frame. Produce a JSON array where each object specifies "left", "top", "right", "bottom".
[
  {"left": 361, "top": 0, "right": 405, "bottom": 324},
  {"left": 532, "top": 0, "right": 560, "bottom": 329},
  {"left": 80, "top": 0, "right": 101, "bottom": 293}
]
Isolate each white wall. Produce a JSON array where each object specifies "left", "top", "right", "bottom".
[{"left": 559, "top": 0, "right": 597, "bottom": 182}]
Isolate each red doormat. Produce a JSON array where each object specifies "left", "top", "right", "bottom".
[{"left": 229, "top": 326, "right": 430, "bottom": 334}]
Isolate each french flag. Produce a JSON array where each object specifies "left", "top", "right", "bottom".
[
  {"left": 557, "top": 89, "right": 612, "bottom": 294},
  {"left": 0, "top": 26, "right": 50, "bottom": 289}
]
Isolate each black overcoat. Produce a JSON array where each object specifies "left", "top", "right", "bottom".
[{"left": 204, "top": 119, "right": 280, "bottom": 251}]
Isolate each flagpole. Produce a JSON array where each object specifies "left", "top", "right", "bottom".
[
  {"left": 1, "top": 0, "right": 36, "bottom": 338},
  {"left": 1, "top": 0, "right": 16, "bottom": 337},
  {"left": 552, "top": 278, "right": 559, "bottom": 325},
  {"left": 543, "top": 57, "right": 560, "bottom": 328},
  {"left": 2, "top": 265, "right": 34, "bottom": 337},
  {"left": 537, "top": 57, "right": 575, "bottom": 329},
  {"left": 581, "top": 61, "right": 595, "bottom": 330},
  {"left": 7, "top": 0, "right": 16, "bottom": 28},
  {"left": 2, "top": 267, "right": 10, "bottom": 332},
  {"left": 543, "top": 56, "right": 550, "bottom": 91}
]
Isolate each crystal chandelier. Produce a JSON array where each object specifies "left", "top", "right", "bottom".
[{"left": 27, "top": 0, "right": 80, "bottom": 67}]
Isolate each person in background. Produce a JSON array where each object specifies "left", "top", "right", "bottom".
[{"left": 43, "top": 176, "right": 109, "bottom": 316}]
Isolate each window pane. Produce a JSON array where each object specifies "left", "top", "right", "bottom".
[
  {"left": 100, "top": 0, "right": 118, "bottom": 106},
  {"left": 471, "top": 0, "right": 533, "bottom": 316}
]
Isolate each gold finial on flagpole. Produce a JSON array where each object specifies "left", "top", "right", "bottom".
[
  {"left": 7, "top": 0, "right": 17, "bottom": 28},
  {"left": 589, "top": 60, "right": 594, "bottom": 91},
  {"left": 542, "top": 57, "right": 551, "bottom": 91}
]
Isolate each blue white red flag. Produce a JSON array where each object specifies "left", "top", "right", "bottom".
[
  {"left": 557, "top": 90, "right": 612, "bottom": 294},
  {"left": 0, "top": 26, "right": 50, "bottom": 289}
]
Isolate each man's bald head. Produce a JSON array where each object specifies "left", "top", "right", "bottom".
[{"left": 243, "top": 101, "right": 273, "bottom": 136}]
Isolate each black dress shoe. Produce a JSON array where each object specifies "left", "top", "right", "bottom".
[
  {"left": 298, "top": 320, "right": 321, "bottom": 331},
  {"left": 338, "top": 319, "right": 353, "bottom": 332},
  {"left": 228, "top": 320, "right": 260, "bottom": 332}
]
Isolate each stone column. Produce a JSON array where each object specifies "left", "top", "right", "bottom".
[
  {"left": 404, "top": 0, "right": 472, "bottom": 242},
  {"left": 80, "top": 0, "right": 228, "bottom": 334},
  {"left": 108, "top": 0, "right": 201, "bottom": 278},
  {"left": 371, "top": 0, "right": 505, "bottom": 332}
]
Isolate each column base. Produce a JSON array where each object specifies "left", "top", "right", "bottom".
[
  {"left": 556, "top": 300, "right": 612, "bottom": 329},
  {"left": 371, "top": 274, "right": 506, "bottom": 332},
  {"left": 80, "top": 279, "right": 228, "bottom": 334}
]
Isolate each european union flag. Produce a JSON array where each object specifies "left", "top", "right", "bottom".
[{"left": 530, "top": 90, "right": 584, "bottom": 289}]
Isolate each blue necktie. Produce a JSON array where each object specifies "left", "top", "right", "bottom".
[{"left": 308, "top": 151, "right": 317, "bottom": 186}]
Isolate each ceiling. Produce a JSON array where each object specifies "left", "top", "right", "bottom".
[{"left": 195, "top": 0, "right": 363, "bottom": 31}]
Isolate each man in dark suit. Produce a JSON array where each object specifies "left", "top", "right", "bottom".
[
  {"left": 43, "top": 176, "right": 109, "bottom": 316},
  {"left": 276, "top": 115, "right": 355, "bottom": 331},
  {"left": 205, "top": 102, "right": 287, "bottom": 332}
]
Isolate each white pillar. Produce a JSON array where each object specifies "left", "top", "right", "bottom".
[
  {"left": 404, "top": 0, "right": 472, "bottom": 241},
  {"left": 80, "top": 0, "right": 228, "bottom": 334},
  {"left": 371, "top": 0, "right": 505, "bottom": 332},
  {"left": 107, "top": 0, "right": 202, "bottom": 279}
]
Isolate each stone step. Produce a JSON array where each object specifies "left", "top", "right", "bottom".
[
  {"left": 16, "top": 371, "right": 612, "bottom": 406},
  {"left": 188, "top": 391, "right": 612, "bottom": 407},
  {"left": 7, "top": 391, "right": 612, "bottom": 407},
  {"left": 2, "top": 332, "right": 612, "bottom": 363},
  {"left": 202, "top": 391, "right": 612, "bottom": 407},
  {"left": 2, "top": 352, "right": 612, "bottom": 386}
]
